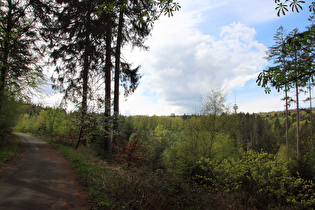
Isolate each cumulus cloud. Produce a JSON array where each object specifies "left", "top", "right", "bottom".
[{"left": 122, "top": 17, "right": 267, "bottom": 115}]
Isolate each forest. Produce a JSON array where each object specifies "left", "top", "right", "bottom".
[
  {"left": 12, "top": 99, "right": 315, "bottom": 208},
  {"left": 1, "top": 0, "right": 315, "bottom": 209}
]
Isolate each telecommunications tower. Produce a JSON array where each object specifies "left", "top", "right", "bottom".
[{"left": 233, "top": 93, "right": 238, "bottom": 114}]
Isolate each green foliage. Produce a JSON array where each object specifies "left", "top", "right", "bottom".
[
  {"left": 144, "top": 124, "right": 178, "bottom": 170},
  {"left": 19, "top": 105, "right": 315, "bottom": 208},
  {"left": 196, "top": 150, "right": 315, "bottom": 209},
  {"left": 275, "top": 0, "right": 306, "bottom": 16},
  {"left": 15, "top": 106, "right": 73, "bottom": 137},
  {"left": 162, "top": 116, "right": 238, "bottom": 179},
  {"left": 0, "top": 134, "right": 19, "bottom": 166},
  {"left": 0, "top": 0, "right": 44, "bottom": 96},
  {"left": 36, "top": 133, "right": 222, "bottom": 209},
  {"left": 0, "top": 94, "right": 23, "bottom": 141},
  {"left": 286, "top": 176, "right": 315, "bottom": 208},
  {"left": 0, "top": 1, "right": 44, "bottom": 141},
  {"left": 257, "top": 23, "right": 315, "bottom": 94},
  {"left": 288, "top": 152, "right": 315, "bottom": 181},
  {"left": 51, "top": 142, "right": 112, "bottom": 208}
]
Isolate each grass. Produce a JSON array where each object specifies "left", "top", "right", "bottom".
[
  {"left": 52, "top": 143, "right": 113, "bottom": 207},
  {"left": 0, "top": 134, "right": 20, "bottom": 166},
  {"left": 28, "top": 133, "right": 232, "bottom": 209},
  {"left": 58, "top": 145, "right": 221, "bottom": 209}
]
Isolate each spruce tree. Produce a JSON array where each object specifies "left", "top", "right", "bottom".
[
  {"left": 100, "top": 0, "right": 180, "bottom": 155},
  {"left": 257, "top": 26, "right": 292, "bottom": 159},
  {"left": 112, "top": 0, "right": 153, "bottom": 147},
  {"left": 0, "top": 0, "right": 43, "bottom": 137},
  {"left": 42, "top": 0, "right": 105, "bottom": 149}
]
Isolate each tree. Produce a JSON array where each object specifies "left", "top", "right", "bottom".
[
  {"left": 200, "top": 87, "right": 228, "bottom": 116},
  {"left": 42, "top": 0, "right": 106, "bottom": 149},
  {"left": 99, "top": 0, "right": 180, "bottom": 156},
  {"left": 112, "top": 0, "right": 153, "bottom": 147},
  {"left": 304, "top": 14, "right": 315, "bottom": 148},
  {"left": 34, "top": 0, "right": 179, "bottom": 155},
  {"left": 102, "top": 0, "right": 151, "bottom": 150},
  {"left": 113, "top": 1, "right": 125, "bottom": 148},
  {"left": 257, "top": 26, "right": 313, "bottom": 156},
  {"left": 199, "top": 87, "right": 228, "bottom": 150},
  {"left": 257, "top": 26, "right": 291, "bottom": 156},
  {"left": 286, "top": 28, "right": 310, "bottom": 156},
  {"left": 103, "top": 1, "right": 113, "bottom": 155},
  {"left": 0, "top": 0, "right": 43, "bottom": 137},
  {"left": 0, "top": 0, "right": 44, "bottom": 101}
]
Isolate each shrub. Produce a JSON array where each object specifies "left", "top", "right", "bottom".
[
  {"left": 196, "top": 150, "right": 315, "bottom": 209},
  {"left": 113, "top": 133, "right": 147, "bottom": 167}
]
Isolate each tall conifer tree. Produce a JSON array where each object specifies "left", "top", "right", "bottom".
[
  {"left": 0, "top": 0, "right": 43, "bottom": 137},
  {"left": 43, "top": 0, "right": 105, "bottom": 148}
]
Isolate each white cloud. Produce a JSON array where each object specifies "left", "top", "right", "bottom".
[
  {"left": 239, "top": 96, "right": 284, "bottom": 113},
  {"left": 33, "top": 92, "right": 64, "bottom": 107},
  {"left": 122, "top": 16, "right": 267, "bottom": 115}
]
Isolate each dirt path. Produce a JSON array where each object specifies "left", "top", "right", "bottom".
[{"left": 0, "top": 134, "right": 94, "bottom": 210}]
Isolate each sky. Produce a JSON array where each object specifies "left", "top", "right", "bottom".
[{"left": 38, "top": 0, "right": 314, "bottom": 116}]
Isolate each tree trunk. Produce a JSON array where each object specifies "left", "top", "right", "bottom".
[
  {"left": 113, "top": 6, "right": 124, "bottom": 148},
  {"left": 309, "top": 81, "right": 313, "bottom": 148},
  {"left": 76, "top": 2, "right": 91, "bottom": 150},
  {"left": 285, "top": 86, "right": 289, "bottom": 160},
  {"left": 296, "top": 83, "right": 300, "bottom": 156},
  {"left": 104, "top": 12, "right": 113, "bottom": 155}
]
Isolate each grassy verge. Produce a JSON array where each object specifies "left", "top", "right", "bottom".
[
  {"left": 0, "top": 134, "right": 20, "bottom": 166},
  {"left": 29, "top": 133, "right": 232, "bottom": 209}
]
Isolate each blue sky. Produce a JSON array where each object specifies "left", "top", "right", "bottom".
[
  {"left": 39, "top": 0, "right": 314, "bottom": 115},
  {"left": 118, "top": 0, "right": 313, "bottom": 116}
]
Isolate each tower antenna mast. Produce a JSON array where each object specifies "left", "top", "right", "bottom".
[{"left": 233, "top": 93, "right": 238, "bottom": 114}]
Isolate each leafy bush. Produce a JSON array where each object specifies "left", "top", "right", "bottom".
[
  {"left": 144, "top": 125, "right": 177, "bottom": 171},
  {"left": 196, "top": 150, "right": 315, "bottom": 209},
  {"left": 0, "top": 95, "right": 22, "bottom": 142},
  {"left": 48, "top": 136, "right": 231, "bottom": 209},
  {"left": 113, "top": 133, "right": 148, "bottom": 167},
  {"left": 0, "top": 134, "right": 20, "bottom": 165},
  {"left": 286, "top": 176, "right": 315, "bottom": 209},
  {"left": 288, "top": 152, "right": 315, "bottom": 181},
  {"left": 163, "top": 116, "right": 238, "bottom": 179}
]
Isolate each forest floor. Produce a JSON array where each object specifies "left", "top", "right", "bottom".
[{"left": 0, "top": 134, "right": 95, "bottom": 209}]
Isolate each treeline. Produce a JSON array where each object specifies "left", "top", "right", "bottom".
[{"left": 16, "top": 102, "right": 315, "bottom": 208}]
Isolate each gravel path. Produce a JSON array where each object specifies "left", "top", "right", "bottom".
[{"left": 0, "top": 134, "right": 93, "bottom": 210}]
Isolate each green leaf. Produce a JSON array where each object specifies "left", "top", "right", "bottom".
[
  {"left": 290, "top": 0, "right": 304, "bottom": 12},
  {"left": 276, "top": 3, "right": 289, "bottom": 16}
]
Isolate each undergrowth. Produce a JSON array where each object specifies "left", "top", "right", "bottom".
[
  {"left": 31, "top": 133, "right": 233, "bottom": 209},
  {"left": 55, "top": 143, "right": 226, "bottom": 209},
  {"left": 0, "top": 134, "right": 20, "bottom": 166}
]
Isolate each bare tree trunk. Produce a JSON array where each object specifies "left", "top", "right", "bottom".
[
  {"left": 76, "top": 2, "right": 91, "bottom": 149},
  {"left": 104, "top": 12, "right": 113, "bottom": 155},
  {"left": 296, "top": 83, "right": 300, "bottom": 156},
  {"left": 285, "top": 86, "right": 289, "bottom": 160},
  {"left": 113, "top": 6, "right": 124, "bottom": 148},
  {"left": 310, "top": 81, "right": 313, "bottom": 148}
]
